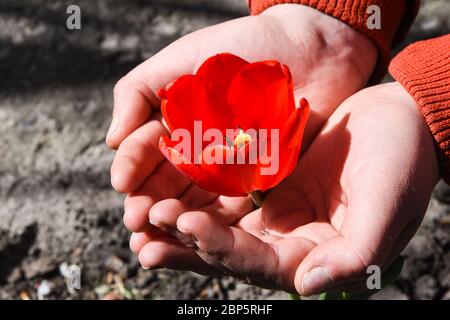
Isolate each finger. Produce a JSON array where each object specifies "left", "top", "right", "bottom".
[
  {"left": 293, "top": 202, "right": 425, "bottom": 296},
  {"left": 293, "top": 156, "right": 428, "bottom": 296},
  {"left": 294, "top": 205, "right": 409, "bottom": 297},
  {"left": 201, "top": 195, "right": 254, "bottom": 224},
  {"left": 138, "top": 238, "right": 220, "bottom": 275},
  {"left": 176, "top": 210, "right": 315, "bottom": 291},
  {"left": 129, "top": 220, "right": 215, "bottom": 274},
  {"left": 318, "top": 219, "right": 423, "bottom": 296},
  {"left": 106, "top": 39, "right": 201, "bottom": 149},
  {"left": 293, "top": 194, "right": 407, "bottom": 297},
  {"left": 380, "top": 215, "right": 423, "bottom": 270},
  {"left": 179, "top": 184, "right": 218, "bottom": 208},
  {"left": 233, "top": 209, "right": 285, "bottom": 243},
  {"left": 235, "top": 209, "right": 265, "bottom": 234},
  {"left": 110, "top": 119, "right": 166, "bottom": 193},
  {"left": 176, "top": 210, "right": 277, "bottom": 284},
  {"left": 129, "top": 227, "right": 167, "bottom": 253},
  {"left": 106, "top": 77, "right": 158, "bottom": 149},
  {"left": 293, "top": 202, "right": 403, "bottom": 296},
  {"left": 149, "top": 199, "right": 191, "bottom": 236},
  {"left": 124, "top": 194, "right": 157, "bottom": 233},
  {"left": 149, "top": 196, "right": 252, "bottom": 234},
  {"left": 312, "top": 218, "right": 421, "bottom": 296},
  {"left": 125, "top": 169, "right": 222, "bottom": 233},
  {"left": 123, "top": 161, "right": 192, "bottom": 232}
]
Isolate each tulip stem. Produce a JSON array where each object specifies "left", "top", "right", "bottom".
[{"left": 250, "top": 191, "right": 265, "bottom": 208}]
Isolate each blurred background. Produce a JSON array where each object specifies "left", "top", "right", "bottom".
[{"left": 0, "top": 0, "right": 449, "bottom": 300}]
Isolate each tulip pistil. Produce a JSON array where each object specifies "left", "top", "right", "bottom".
[{"left": 233, "top": 129, "right": 252, "bottom": 148}]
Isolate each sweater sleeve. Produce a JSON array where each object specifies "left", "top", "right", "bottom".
[
  {"left": 389, "top": 35, "right": 450, "bottom": 182},
  {"left": 248, "top": 0, "right": 420, "bottom": 83}
]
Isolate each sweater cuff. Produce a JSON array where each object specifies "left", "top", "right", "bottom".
[
  {"left": 389, "top": 35, "right": 450, "bottom": 182},
  {"left": 248, "top": 0, "right": 419, "bottom": 84}
]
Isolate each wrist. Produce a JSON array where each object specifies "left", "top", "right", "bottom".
[
  {"left": 251, "top": 1, "right": 417, "bottom": 84},
  {"left": 259, "top": 4, "right": 377, "bottom": 85},
  {"left": 255, "top": 4, "right": 377, "bottom": 143}
]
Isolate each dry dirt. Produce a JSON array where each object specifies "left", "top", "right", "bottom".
[{"left": 0, "top": 0, "right": 449, "bottom": 300}]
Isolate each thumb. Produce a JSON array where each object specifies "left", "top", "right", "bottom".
[
  {"left": 294, "top": 235, "right": 383, "bottom": 296},
  {"left": 106, "top": 36, "right": 201, "bottom": 149},
  {"left": 292, "top": 136, "right": 423, "bottom": 296}
]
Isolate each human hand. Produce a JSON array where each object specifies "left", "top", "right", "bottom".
[
  {"left": 133, "top": 82, "right": 439, "bottom": 295},
  {"left": 108, "top": 4, "right": 377, "bottom": 235}
]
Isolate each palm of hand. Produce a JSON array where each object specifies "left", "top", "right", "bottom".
[
  {"left": 110, "top": 5, "right": 376, "bottom": 237},
  {"left": 132, "top": 83, "right": 438, "bottom": 296}
]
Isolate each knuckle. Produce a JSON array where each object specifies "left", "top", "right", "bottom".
[
  {"left": 123, "top": 211, "right": 139, "bottom": 232},
  {"left": 139, "top": 242, "right": 167, "bottom": 267},
  {"left": 343, "top": 242, "right": 378, "bottom": 278},
  {"left": 113, "top": 77, "right": 128, "bottom": 96},
  {"left": 129, "top": 234, "right": 140, "bottom": 253}
]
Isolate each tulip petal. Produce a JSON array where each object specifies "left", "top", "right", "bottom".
[
  {"left": 196, "top": 53, "right": 249, "bottom": 90},
  {"left": 199, "top": 144, "right": 256, "bottom": 196},
  {"left": 161, "top": 75, "right": 235, "bottom": 137},
  {"left": 159, "top": 54, "right": 309, "bottom": 197},
  {"left": 254, "top": 99, "right": 310, "bottom": 191},
  {"left": 227, "top": 61, "right": 295, "bottom": 130},
  {"left": 159, "top": 137, "right": 245, "bottom": 197}
]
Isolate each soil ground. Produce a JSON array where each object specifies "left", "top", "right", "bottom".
[{"left": 0, "top": 0, "right": 449, "bottom": 300}]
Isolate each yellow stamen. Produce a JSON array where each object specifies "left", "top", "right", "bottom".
[{"left": 233, "top": 130, "right": 252, "bottom": 148}]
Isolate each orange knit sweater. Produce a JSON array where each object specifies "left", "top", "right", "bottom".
[
  {"left": 249, "top": 0, "right": 450, "bottom": 181},
  {"left": 389, "top": 35, "right": 450, "bottom": 182}
]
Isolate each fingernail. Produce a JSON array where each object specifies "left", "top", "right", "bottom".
[
  {"left": 176, "top": 230, "right": 198, "bottom": 248},
  {"left": 142, "top": 265, "right": 162, "bottom": 270},
  {"left": 302, "top": 267, "right": 332, "bottom": 295},
  {"left": 176, "top": 226, "right": 198, "bottom": 245},
  {"left": 106, "top": 117, "right": 119, "bottom": 140},
  {"left": 149, "top": 218, "right": 174, "bottom": 234}
]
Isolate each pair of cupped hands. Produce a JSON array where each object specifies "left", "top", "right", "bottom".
[{"left": 106, "top": 5, "right": 439, "bottom": 296}]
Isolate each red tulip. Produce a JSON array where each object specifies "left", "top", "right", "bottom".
[{"left": 158, "top": 53, "right": 309, "bottom": 197}]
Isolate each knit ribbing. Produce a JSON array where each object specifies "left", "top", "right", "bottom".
[{"left": 389, "top": 35, "right": 450, "bottom": 182}]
